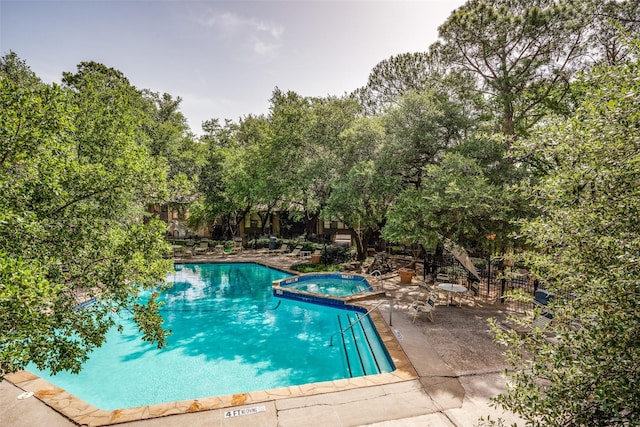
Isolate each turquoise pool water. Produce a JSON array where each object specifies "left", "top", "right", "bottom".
[
  {"left": 280, "top": 273, "right": 371, "bottom": 297},
  {"left": 28, "top": 263, "right": 393, "bottom": 410}
]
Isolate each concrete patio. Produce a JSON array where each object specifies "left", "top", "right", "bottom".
[{"left": 1, "top": 250, "right": 523, "bottom": 426}]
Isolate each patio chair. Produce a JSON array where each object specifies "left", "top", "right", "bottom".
[
  {"left": 436, "top": 273, "right": 450, "bottom": 283},
  {"left": 499, "top": 311, "right": 553, "bottom": 335},
  {"left": 232, "top": 239, "right": 243, "bottom": 253},
  {"left": 414, "top": 283, "right": 431, "bottom": 300},
  {"left": 465, "top": 281, "right": 480, "bottom": 299},
  {"left": 408, "top": 291, "right": 438, "bottom": 323}
]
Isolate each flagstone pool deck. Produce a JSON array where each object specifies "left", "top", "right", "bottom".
[{"left": 1, "top": 250, "right": 523, "bottom": 426}]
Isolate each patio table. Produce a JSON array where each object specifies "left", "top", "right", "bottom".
[{"left": 437, "top": 283, "right": 468, "bottom": 306}]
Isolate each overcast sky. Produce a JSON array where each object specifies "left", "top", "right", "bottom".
[{"left": 1, "top": 0, "right": 466, "bottom": 134}]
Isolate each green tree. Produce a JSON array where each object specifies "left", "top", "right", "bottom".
[
  {"left": 355, "top": 51, "right": 443, "bottom": 115},
  {"left": 438, "top": 0, "right": 585, "bottom": 138},
  {"left": 242, "top": 114, "right": 285, "bottom": 236},
  {"left": 324, "top": 117, "right": 401, "bottom": 260},
  {"left": 267, "top": 88, "right": 318, "bottom": 236},
  {"left": 383, "top": 151, "right": 507, "bottom": 252},
  {"left": 325, "top": 160, "right": 401, "bottom": 261},
  {"left": 190, "top": 118, "right": 240, "bottom": 237},
  {"left": 293, "top": 95, "right": 360, "bottom": 237},
  {"left": 382, "top": 89, "right": 478, "bottom": 188},
  {"left": 0, "top": 50, "right": 43, "bottom": 88},
  {"left": 355, "top": 49, "right": 481, "bottom": 118},
  {"left": 580, "top": 0, "right": 640, "bottom": 66},
  {"left": 140, "top": 90, "right": 204, "bottom": 221},
  {"left": 0, "top": 58, "right": 171, "bottom": 379},
  {"left": 491, "top": 45, "right": 640, "bottom": 426},
  {"left": 198, "top": 114, "right": 282, "bottom": 239}
]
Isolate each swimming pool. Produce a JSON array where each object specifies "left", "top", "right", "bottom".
[
  {"left": 27, "top": 263, "right": 393, "bottom": 410},
  {"left": 276, "top": 273, "right": 371, "bottom": 297}
]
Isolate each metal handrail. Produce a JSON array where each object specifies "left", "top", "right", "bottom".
[
  {"left": 329, "top": 300, "right": 386, "bottom": 346},
  {"left": 370, "top": 270, "right": 383, "bottom": 291}
]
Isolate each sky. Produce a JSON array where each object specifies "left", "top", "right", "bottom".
[{"left": 1, "top": 0, "right": 467, "bottom": 134}]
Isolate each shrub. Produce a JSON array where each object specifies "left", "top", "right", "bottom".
[{"left": 290, "top": 263, "right": 342, "bottom": 273}]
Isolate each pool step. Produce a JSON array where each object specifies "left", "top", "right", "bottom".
[{"left": 336, "top": 313, "right": 383, "bottom": 377}]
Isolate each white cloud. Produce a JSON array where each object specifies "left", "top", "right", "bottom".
[
  {"left": 199, "top": 10, "right": 284, "bottom": 57},
  {"left": 250, "top": 36, "right": 279, "bottom": 57}
]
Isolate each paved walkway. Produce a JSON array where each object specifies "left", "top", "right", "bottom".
[{"left": 1, "top": 251, "right": 523, "bottom": 426}]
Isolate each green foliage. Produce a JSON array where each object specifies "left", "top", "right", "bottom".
[
  {"left": 438, "top": 0, "right": 585, "bottom": 137},
  {"left": 492, "top": 44, "right": 640, "bottom": 426},
  {"left": 381, "top": 90, "right": 478, "bottom": 187},
  {"left": 355, "top": 51, "right": 444, "bottom": 115},
  {"left": 325, "top": 157, "right": 401, "bottom": 259},
  {"left": 289, "top": 263, "right": 342, "bottom": 273},
  {"left": 578, "top": 0, "right": 640, "bottom": 66},
  {"left": 0, "top": 51, "right": 43, "bottom": 88},
  {"left": 383, "top": 152, "right": 509, "bottom": 251},
  {"left": 293, "top": 96, "right": 360, "bottom": 222},
  {"left": 320, "top": 245, "right": 352, "bottom": 265},
  {"left": 0, "top": 56, "right": 172, "bottom": 378}
]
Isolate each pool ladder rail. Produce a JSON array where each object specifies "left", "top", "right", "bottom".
[
  {"left": 328, "top": 300, "right": 386, "bottom": 347},
  {"left": 369, "top": 270, "right": 384, "bottom": 291},
  {"left": 330, "top": 301, "right": 387, "bottom": 377}
]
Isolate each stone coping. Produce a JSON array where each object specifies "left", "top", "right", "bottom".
[{"left": 6, "top": 289, "right": 417, "bottom": 426}]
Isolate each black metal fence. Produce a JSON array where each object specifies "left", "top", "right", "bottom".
[{"left": 424, "top": 253, "right": 539, "bottom": 313}]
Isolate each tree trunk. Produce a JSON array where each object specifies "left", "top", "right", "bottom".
[
  {"left": 353, "top": 227, "right": 374, "bottom": 261},
  {"left": 304, "top": 211, "right": 319, "bottom": 238},
  {"left": 352, "top": 230, "right": 365, "bottom": 261}
]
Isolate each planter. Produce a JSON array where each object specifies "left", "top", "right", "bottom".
[
  {"left": 310, "top": 253, "right": 322, "bottom": 264},
  {"left": 399, "top": 268, "right": 415, "bottom": 284}
]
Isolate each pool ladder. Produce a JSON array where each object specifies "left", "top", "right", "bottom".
[{"left": 370, "top": 270, "right": 383, "bottom": 291}]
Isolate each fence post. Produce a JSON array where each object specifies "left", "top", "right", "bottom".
[{"left": 487, "top": 255, "right": 491, "bottom": 294}]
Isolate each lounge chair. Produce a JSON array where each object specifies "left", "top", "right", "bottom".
[
  {"left": 232, "top": 239, "right": 243, "bottom": 253},
  {"left": 194, "top": 241, "right": 209, "bottom": 254},
  {"left": 270, "top": 244, "right": 289, "bottom": 255},
  {"left": 286, "top": 245, "right": 302, "bottom": 257}
]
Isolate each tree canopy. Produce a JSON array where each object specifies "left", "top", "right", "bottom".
[
  {"left": 0, "top": 55, "right": 172, "bottom": 378},
  {"left": 438, "top": 0, "right": 585, "bottom": 138},
  {"left": 491, "top": 40, "right": 640, "bottom": 426}
]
